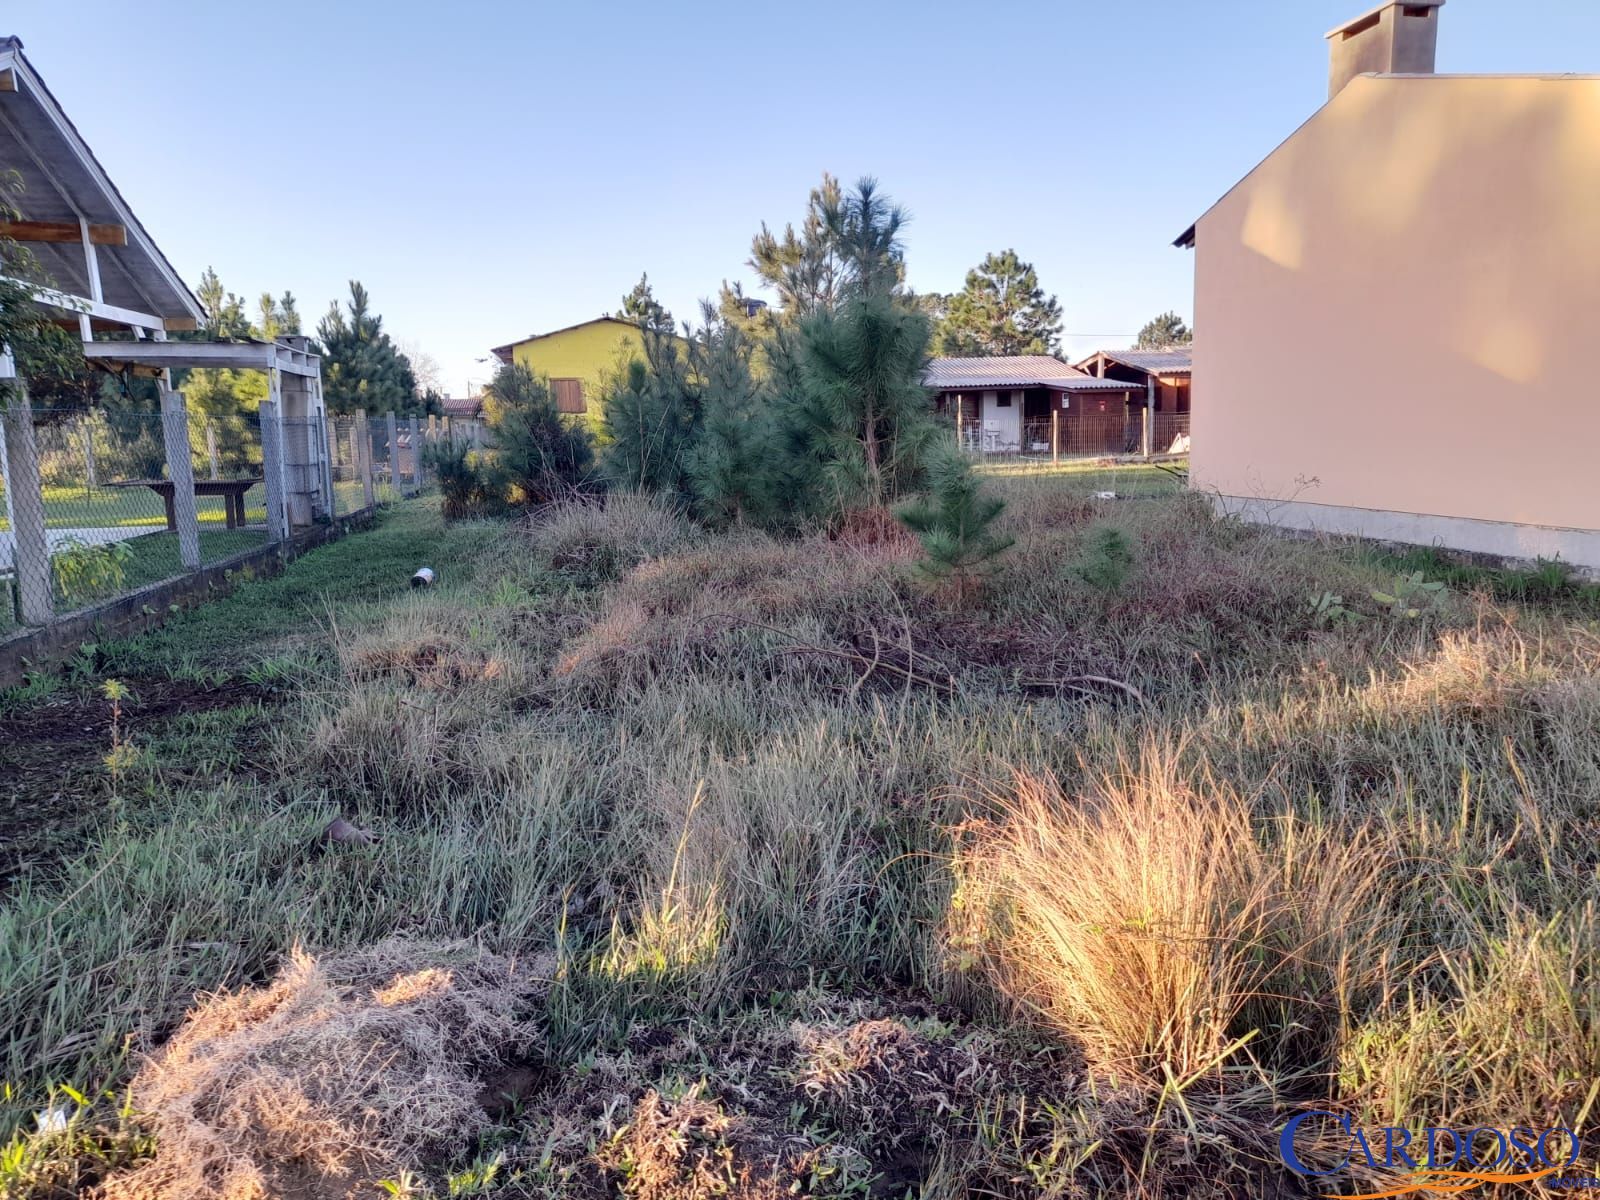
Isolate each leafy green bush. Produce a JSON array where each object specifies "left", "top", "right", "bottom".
[{"left": 51, "top": 536, "right": 133, "bottom": 606}]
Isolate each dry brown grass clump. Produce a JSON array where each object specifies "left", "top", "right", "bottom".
[
  {"left": 526, "top": 492, "right": 695, "bottom": 585},
  {"left": 594, "top": 1086, "right": 799, "bottom": 1200},
  {"left": 335, "top": 603, "right": 525, "bottom": 694},
  {"left": 102, "top": 939, "right": 549, "bottom": 1200},
  {"left": 951, "top": 751, "right": 1402, "bottom": 1086},
  {"left": 552, "top": 532, "right": 912, "bottom": 693}
]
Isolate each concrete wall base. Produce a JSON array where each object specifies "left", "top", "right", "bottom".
[
  {"left": 1213, "top": 494, "right": 1600, "bottom": 577},
  {"left": 0, "top": 508, "right": 379, "bottom": 689}
]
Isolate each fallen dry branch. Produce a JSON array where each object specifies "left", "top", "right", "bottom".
[{"left": 1020, "top": 674, "right": 1146, "bottom": 704}]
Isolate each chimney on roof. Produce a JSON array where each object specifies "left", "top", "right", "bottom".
[{"left": 1326, "top": 1, "right": 1443, "bottom": 99}]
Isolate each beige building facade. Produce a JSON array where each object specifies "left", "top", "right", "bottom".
[{"left": 1180, "top": 1, "right": 1600, "bottom": 570}]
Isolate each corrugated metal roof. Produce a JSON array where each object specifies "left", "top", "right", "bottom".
[
  {"left": 1085, "top": 348, "right": 1192, "bottom": 374},
  {"left": 923, "top": 355, "right": 1137, "bottom": 391},
  {"left": 441, "top": 395, "right": 482, "bottom": 417}
]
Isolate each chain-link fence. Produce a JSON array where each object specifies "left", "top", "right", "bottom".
[
  {"left": 369, "top": 416, "right": 399, "bottom": 506},
  {"left": 2, "top": 396, "right": 427, "bottom": 633},
  {"left": 325, "top": 413, "right": 369, "bottom": 518}
]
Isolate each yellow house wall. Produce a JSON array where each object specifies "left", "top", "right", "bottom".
[
  {"left": 507, "top": 321, "right": 650, "bottom": 421},
  {"left": 1191, "top": 74, "right": 1600, "bottom": 536}
]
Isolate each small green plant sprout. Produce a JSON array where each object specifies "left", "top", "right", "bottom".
[
  {"left": 1371, "top": 570, "right": 1446, "bottom": 618},
  {"left": 1073, "top": 524, "right": 1136, "bottom": 592},
  {"left": 101, "top": 678, "right": 138, "bottom": 783},
  {"left": 377, "top": 1170, "right": 432, "bottom": 1198},
  {"left": 51, "top": 537, "right": 133, "bottom": 606},
  {"left": 897, "top": 448, "right": 1014, "bottom": 600},
  {"left": 1308, "top": 590, "right": 1363, "bottom": 628},
  {"left": 447, "top": 1152, "right": 506, "bottom": 1196}
]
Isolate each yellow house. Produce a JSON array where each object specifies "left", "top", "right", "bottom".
[{"left": 490, "top": 317, "right": 662, "bottom": 424}]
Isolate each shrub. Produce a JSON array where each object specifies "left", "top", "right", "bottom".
[
  {"left": 951, "top": 757, "right": 1399, "bottom": 1085},
  {"left": 423, "top": 439, "right": 499, "bottom": 520},
  {"left": 527, "top": 492, "right": 694, "bottom": 585},
  {"left": 1072, "top": 523, "right": 1135, "bottom": 592},
  {"left": 482, "top": 363, "right": 594, "bottom": 505},
  {"left": 51, "top": 536, "right": 133, "bottom": 605},
  {"left": 897, "top": 447, "right": 1013, "bottom": 599}
]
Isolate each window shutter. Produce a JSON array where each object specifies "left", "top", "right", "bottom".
[{"left": 552, "top": 378, "right": 585, "bottom": 413}]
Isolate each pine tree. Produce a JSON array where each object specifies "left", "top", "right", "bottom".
[
  {"left": 315, "top": 281, "right": 420, "bottom": 414},
  {"left": 684, "top": 305, "right": 769, "bottom": 526},
  {"left": 1135, "top": 311, "right": 1192, "bottom": 349},
  {"left": 936, "top": 250, "right": 1062, "bottom": 357},
  {"left": 896, "top": 446, "right": 1014, "bottom": 599},
  {"left": 747, "top": 174, "right": 909, "bottom": 322},
  {"left": 196, "top": 267, "right": 252, "bottom": 339},
  {"left": 600, "top": 325, "right": 699, "bottom": 496},
  {"left": 783, "top": 289, "right": 940, "bottom": 516},
  {"left": 619, "top": 273, "right": 674, "bottom": 333},
  {"left": 822, "top": 176, "right": 907, "bottom": 299},
  {"left": 278, "top": 291, "right": 302, "bottom": 335},
  {"left": 179, "top": 268, "right": 267, "bottom": 470},
  {"left": 482, "top": 363, "right": 594, "bottom": 504},
  {"left": 748, "top": 173, "right": 846, "bottom": 319}
]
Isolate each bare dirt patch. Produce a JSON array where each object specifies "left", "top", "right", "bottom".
[{"left": 0, "top": 677, "right": 274, "bottom": 885}]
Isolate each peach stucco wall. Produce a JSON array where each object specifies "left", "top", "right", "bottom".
[{"left": 1191, "top": 74, "right": 1600, "bottom": 535}]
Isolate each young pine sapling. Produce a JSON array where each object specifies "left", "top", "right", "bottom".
[{"left": 897, "top": 449, "right": 1014, "bottom": 600}]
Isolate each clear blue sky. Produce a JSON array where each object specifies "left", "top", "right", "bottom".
[{"left": 8, "top": 1, "right": 1597, "bottom": 394}]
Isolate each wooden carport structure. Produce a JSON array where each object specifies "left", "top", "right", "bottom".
[{"left": 0, "top": 36, "right": 330, "bottom": 623}]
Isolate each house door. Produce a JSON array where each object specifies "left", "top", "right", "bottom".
[{"left": 983, "top": 390, "right": 1021, "bottom": 452}]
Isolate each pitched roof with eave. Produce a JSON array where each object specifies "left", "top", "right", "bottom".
[
  {"left": 1081, "top": 348, "right": 1192, "bottom": 375},
  {"left": 1172, "top": 70, "right": 1600, "bottom": 248},
  {"left": 0, "top": 37, "right": 202, "bottom": 325},
  {"left": 489, "top": 315, "right": 691, "bottom": 364},
  {"left": 441, "top": 395, "right": 482, "bottom": 417},
  {"left": 923, "top": 355, "right": 1141, "bottom": 391}
]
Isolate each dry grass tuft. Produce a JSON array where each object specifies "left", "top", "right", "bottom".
[
  {"left": 595, "top": 1086, "right": 795, "bottom": 1200},
  {"left": 526, "top": 492, "right": 695, "bottom": 585},
  {"left": 551, "top": 532, "right": 909, "bottom": 693},
  {"left": 101, "top": 939, "right": 549, "bottom": 1200},
  {"left": 952, "top": 751, "right": 1401, "bottom": 1086}
]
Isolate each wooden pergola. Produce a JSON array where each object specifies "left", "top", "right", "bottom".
[{"left": 0, "top": 36, "right": 331, "bottom": 621}]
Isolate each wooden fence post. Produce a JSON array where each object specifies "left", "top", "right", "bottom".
[
  {"left": 385, "top": 411, "right": 398, "bottom": 498},
  {"left": 408, "top": 415, "right": 422, "bottom": 490},
  {"left": 1051, "top": 408, "right": 1060, "bottom": 465}
]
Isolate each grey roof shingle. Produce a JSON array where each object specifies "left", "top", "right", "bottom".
[
  {"left": 922, "top": 355, "right": 1140, "bottom": 391},
  {"left": 1083, "top": 348, "right": 1192, "bottom": 374}
]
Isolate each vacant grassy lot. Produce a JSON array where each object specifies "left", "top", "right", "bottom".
[{"left": 3, "top": 471, "right": 1598, "bottom": 1199}]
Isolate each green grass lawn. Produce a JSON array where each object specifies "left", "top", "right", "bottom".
[
  {"left": 3, "top": 486, "right": 1599, "bottom": 1199},
  {"left": 974, "top": 455, "right": 1186, "bottom": 496},
  {"left": 0, "top": 485, "right": 270, "bottom": 532}
]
